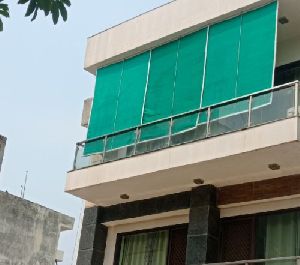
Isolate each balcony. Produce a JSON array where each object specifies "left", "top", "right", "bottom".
[
  {"left": 73, "top": 81, "right": 299, "bottom": 170},
  {"left": 65, "top": 81, "right": 300, "bottom": 206},
  {"left": 206, "top": 257, "right": 300, "bottom": 265}
]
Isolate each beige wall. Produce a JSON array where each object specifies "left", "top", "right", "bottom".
[
  {"left": 277, "top": 36, "right": 300, "bottom": 66},
  {"left": 85, "top": 0, "right": 272, "bottom": 74}
]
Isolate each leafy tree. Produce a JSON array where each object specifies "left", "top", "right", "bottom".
[{"left": 0, "top": 0, "right": 71, "bottom": 32}]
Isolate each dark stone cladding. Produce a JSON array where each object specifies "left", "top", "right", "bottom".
[
  {"left": 77, "top": 207, "right": 107, "bottom": 265},
  {"left": 186, "top": 185, "right": 220, "bottom": 265},
  {"left": 76, "top": 186, "right": 220, "bottom": 265}
]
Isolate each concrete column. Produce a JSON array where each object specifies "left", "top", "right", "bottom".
[
  {"left": 186, "top": 185, "right": 220, "bottom": 265},
  {"left": 77, "top": 207, "right": 107, "bottom": 265}
]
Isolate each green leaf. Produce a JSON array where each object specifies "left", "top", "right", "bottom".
[
  {"left": 0, "top": 4, "right": 8, "bottom": 11},
  {"left": 18, "top": 0, "right": 30, "bottom": 4},
  {"left": 51, "top": 2, "right": 59, "bottom": 25},
  {"left": 61, "top": 0, "right": 71, "bottom": 7},
  {"left": 25, "top": 0, "right": 37, "bottom": 17},
  {"left": 57, "top": 2, "right": 67, "bottom": 21},
  {"left": 0, "top": 18, "right": 3, "bottom": 32},
  {"left": 31, "top": 7, "right": 38, "bottom": 21},
  {"left": 0, "top": 9, "right": 9, "bottom": 18}
]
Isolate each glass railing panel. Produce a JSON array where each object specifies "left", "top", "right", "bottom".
[
  {"left": 103, "top": 130, "right": 136, "bottom": 162},
  {"left": 170, "top": 113, "right": 198, "bottom": 146},
  {"left": 136, "top": 121, "right": 170, "bottom": 154},
  {"left": 74, "top": 144, "right": 103, "bottom": 169},
  {"left": 209, "top": 99, "right": 249, "bottom": 137},
  {"left": 251, "top": 86, "right": 295, "bottom": 126}
]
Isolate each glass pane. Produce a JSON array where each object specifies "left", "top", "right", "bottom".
[
  {"left": 172, "top": 113, "right": 198, "bottom": 135},
  {"left": 209, "top": 99, "right": 249, "bottom": 137},
  {"left": 251, "top": 86, "right": 295, "bottom": 126},
  {"left": 75, "top": 145, "right": 103, "bottom": 169},
  {"left": 84, "top": 138, "right": 105, "bottom": 156},
  {"left": 140, "top": 121, "right": 170, "bottom": 142},
  {"left": 106, "top": 130, "right": 136, "bottom": 151},
  {"left": 103, "top": 146, "right": 135, "bottom": 163}
]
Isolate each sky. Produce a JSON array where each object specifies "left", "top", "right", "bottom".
[{"left": 0, "top": 0, "right": 170, "bottom": 264}]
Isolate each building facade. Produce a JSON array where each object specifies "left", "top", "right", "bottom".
[{"left": 66, "top": 0, "right": 300, "bottom": 264}]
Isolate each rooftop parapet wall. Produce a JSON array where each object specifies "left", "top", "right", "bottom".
[
  {"left": 0, "top": 191, "right": 74, "bottom": 265},
  {"left": 85, "top": 0, "right": 272, "bottom": 74}
]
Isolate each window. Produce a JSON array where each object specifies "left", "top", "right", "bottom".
[
  {"left": 114, "top": 225, "right": 188, "bottom": 265},
  {"left": 220, "top": 209, "right": 300, "bottom": 264}
]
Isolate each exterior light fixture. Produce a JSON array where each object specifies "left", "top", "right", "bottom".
[
  {"left": 278, "top": 16, "right": 289, "bottom": 24},
  {"left": 120, "top": 194, "right": 130, "bottom": 200},
  {"left": 193, "top": 178, "right": 204, "bottom": 185},
  {"left": 268, "top": 163, "right": 281, "bottom": 171}
]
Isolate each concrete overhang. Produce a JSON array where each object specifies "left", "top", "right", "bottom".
[
  {"left": 66, "top": 117, "right": 300, "bottom": 206},
  {"left": 84, "top": 0, "right": 274, "bottom": 75}
]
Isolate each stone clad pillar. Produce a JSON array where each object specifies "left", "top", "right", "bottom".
[
  {"left": 76, "top": 207, "right": 107, "bottom": 265},
  {"left": 186, "top": 185, "right": 220, "bottom": 265}
]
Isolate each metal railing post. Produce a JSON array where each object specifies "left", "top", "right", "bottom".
[
  {"left": 102, "top": 136, "right": 108, "bottom": 162},
  {"left": 133, "top": 127, "right": 140, "bottom": 155},
  {"left": 73, "top": 144, "right": 79, "bottom": 170},
  {"left": 294, "top": 82, "right": 299, "bottom": 116},
  {"left": 248, "top": 95, "right": 253, "bottom": 128},
  {"left": 168, "top": 118, "right": 173, "bottom": 146},
  {"left": 206, "top": 107, "right": 211, "bottom": 138}
]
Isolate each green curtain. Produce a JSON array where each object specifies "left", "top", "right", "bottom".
[
  {"left": 260, "top": 212, "right": 300, "bottom": 265},
  {"left": 85, "top": 62, "right": 123, "bottom": 154},
  {"left": 237, "top": 1, "right": 277, "bottom": 96},
  {"left": 201, "top": 16, "right": 241, "bottom": 107},
  {"left": 119, "top": 230, "right": 169, "bottom": 265},
  {"left": 115, "top": 52, "right": 150, "bottom": 131},
  {"left": 142, "top": 41, "right": 178, "bottom": 123}
]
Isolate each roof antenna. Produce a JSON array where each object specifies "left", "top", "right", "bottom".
[{"left": 21, "top": 170, "right": 28, "bottom": 199}]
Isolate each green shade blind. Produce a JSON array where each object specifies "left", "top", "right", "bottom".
[
  {"left": 142, "top": 41, "right": 178, "bottom": 123},
  {"left": 237, "top": 2, "right": 277, "bottom": 96},
  {"left": 172, "top": 29, "right": 207, "bottom": 115},
  {"left": 85, "top": 62, "right": 123, "bottom": 154},
  {"left": 202, "top": 17, "right": 241, "bottom": 107},
  {"left": 115, "top": 52, "right": 150, "bottom": 131}
]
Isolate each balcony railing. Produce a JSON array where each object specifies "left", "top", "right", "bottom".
[
  {"left": 206, "top": 256, "right": 300, "bottom": 265},
  {"left": 72, "top": 81, "right": 299, "bottom": 170}
]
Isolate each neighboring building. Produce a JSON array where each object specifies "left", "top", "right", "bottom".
[
  {"left": 0, "top": 135, "right": 6, "bottom": 172},
  {"left": 66, "top": 0, "right": 300, "bottom": 264},
  {"left": 0, "top": 191, "right": 74, "bottom": 264}
]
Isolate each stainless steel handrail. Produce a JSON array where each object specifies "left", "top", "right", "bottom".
[
  {"left": 205, "top": 256, "right": 300, "bottom": 265},
  {"left": 73, "top": 81, "right": 299, "bottom": 170},
  {"left": 78, "top": 80, "right": 298, "bottom": 146}
]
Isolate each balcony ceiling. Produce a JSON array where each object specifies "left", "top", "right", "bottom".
[{"left": 278, "top": 0, "right": 300, "bottom": 42}]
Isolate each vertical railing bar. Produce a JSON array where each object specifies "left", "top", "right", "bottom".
[
  {"left": 168, "top": 117, "right": 173, "bottom": 146},
  {"left": 102, "top": 136, "right": 108, "bottom": 163},
  {"left": 294, "top": 82, "right": 299, "bottom": 117},
  {"left": 248, "top": 95, "right": 253, "bottom": 128},
  {"left": 133, "top": 127, "right": 140, "bottom": 155},
  {"left": 73, "top": 144, "right": 79, "bottom": 170},
  {"left": 206, "top": 107, "right": 211, "bottom": 138}
]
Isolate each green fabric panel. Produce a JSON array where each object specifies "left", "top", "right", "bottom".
[
  {"left": 85, "top": 62, "right": 123, "bottom": 155},
  {"left": 107, "top": 130, "right": 136, "bottom": 150},
  {"left": 198, "top": 110, "right": 208, "bottom": 124},
  {"left": 140, "top": 121, "right": 170, "bottom": 142},
  {"left": 237, "top": 2, "right": 277, "bottom": 96},
  {"left": 172, "top": 29, "right": 207, "bottom": 115},
  {"left": 115, "top": 52, "right": 150, "bottom": 131},
  {"left": 210, "top": 99, "right": 249, "bottom": 121},
  {"left": 84, "top": 139, "right": 104, "bottom": 155},
  {"left": 202, "top": 17, "right": 241, "bottom": 107},
  {"left": 143, "top": 41, "right": 178, "bottom": 123},
  {"left": 172, "top": 113, "right": 198, "bottom": 134}
]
